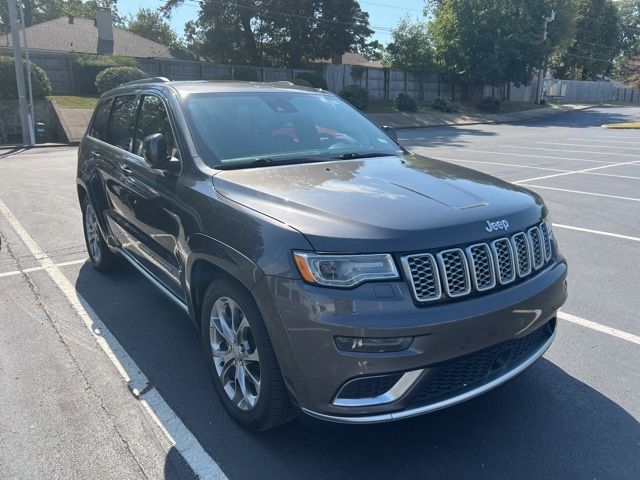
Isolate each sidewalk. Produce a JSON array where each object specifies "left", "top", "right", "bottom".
[{"left": 367, "top": 103, "right": 596, "bottom": 129}]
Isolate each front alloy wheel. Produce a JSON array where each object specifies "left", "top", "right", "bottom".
[
  {"left": 209, "top": 297, "right": 261, "bottom": 411},
  {"left": 200, "top": 279, "right": 293, "bottom": 430}
]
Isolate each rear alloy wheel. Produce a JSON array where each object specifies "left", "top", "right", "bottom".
[
  {"left": 82, "top": 197, "right": 121, "bottom": 272},
  {"left": 201, "top": 279, "right": 293, "bottom": 431}
]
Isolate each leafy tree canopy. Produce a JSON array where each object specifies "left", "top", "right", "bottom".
[
  {"left": 383, "top": 16, "right": 433, "bottom": 72},
  {"left": 550, "top": 0, "right": 620, "bottom": 80},
  {"left": 163, "top": 0, "right": 375, "bottom": 68},
  {"left": 124, "top": 7, "right": 179, "bottom": 48}
]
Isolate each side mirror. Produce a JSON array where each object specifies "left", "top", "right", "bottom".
[
  {"left": 382, "top": 125, "right": 398, "bottom": 143},
  {"left": 142, "top": 133, "right": 170, "bottom": 169}
]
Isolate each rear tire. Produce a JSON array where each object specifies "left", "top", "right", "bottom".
[
  {"left": 200, "top": 278, "right": 293, "bottom": 431},
  {"left": 82, "top": 196, "right": 122, "bottom": 272}
]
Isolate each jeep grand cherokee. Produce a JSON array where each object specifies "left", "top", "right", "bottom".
[{"left": 77, "top": 78, "right": 567, "bottom": 430}]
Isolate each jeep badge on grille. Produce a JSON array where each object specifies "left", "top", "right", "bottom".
[{"left": 485, "top": 220, "right": 510, "bottom": 233}]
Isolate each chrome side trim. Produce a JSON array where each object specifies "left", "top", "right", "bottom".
[
  {"left": 116, "top": 247, "right": 189, "bottom": 314},
  {"left": 333, "top": 369, "right": 425, "bottom": 407},
  {"left": 302, "top": 329, "right": 556, "bottom": 424}
]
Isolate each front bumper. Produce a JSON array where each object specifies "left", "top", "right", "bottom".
[{"left": 255, "top": 259, "right": 567, "bottom": 423}]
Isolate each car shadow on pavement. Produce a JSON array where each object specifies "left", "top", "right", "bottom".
[{"left": 74, "top": 263, "right": 639, "bottom": 480}]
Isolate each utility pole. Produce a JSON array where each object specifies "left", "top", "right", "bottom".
[
  {"left": 7, "top": 0, "right": 31, "bottom": 146},
  {"left": 18, "top": 0, "right": 36, "bottom": 145},
  {"left": 535, "top": 10, "right": 555, "bottom": 105}
]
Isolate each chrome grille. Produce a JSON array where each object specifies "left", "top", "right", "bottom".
[
  {"left": 528, "top": 226, "right": 545, "bottom": 270},
  {"left": 437, "top": 249, "right": 471, "bottom": 297},
  {"left": 402, "top": 222, "right": 553, "bottom": 303},
  {"left": 512, "top": 232, "right": 532, "bottom": 277},
  {"left": 540, "top": 221, "right": 553, "bottom": 261},
  {"left": 401, "top": 253, "right": 441, "bottom": 302},
  {"left": 491, "top": 238, "right": 516, "bottom": 285},
  {"left": 466, "top": 244, "right": 496, "bottom": 291}
]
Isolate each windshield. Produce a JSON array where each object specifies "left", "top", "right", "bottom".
[{"left": 181, "top": 91, "right": 403, "bottom": 167}]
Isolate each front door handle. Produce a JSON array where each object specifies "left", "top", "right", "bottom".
[{"left": 120, "top": 164, "right": 133, "bottom": 175}]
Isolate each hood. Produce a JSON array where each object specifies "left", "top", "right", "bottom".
[{"left": 213, "top": 155, "right": 546, "bottom": 252}]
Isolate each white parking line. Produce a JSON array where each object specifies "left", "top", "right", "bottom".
[
  {"left": 552, "top": 223, "right": 640, "bottom": 242},
  {"left": 518, "top": 184, "right": 640, "bottom": 202},
  {"left": 427, "top": 157, "right": 570, "bottom": 172},
  {"left": 513, "top": 160, "right": 640, "bottom": 183},
  {"left": 0, "top": 258, "right": 87, "bottom": 278},
  {"left": 502, "top": 145, "right": 640, "bottom": 159},
  {"left": 428, "top": 156, "right": 640, "bottom": 181},
  {"left": 558, "top": 312, "right": 640, "bottom": 346},
  {"left": 568, "top": 138, "right": 640, "bottom": 145},
  {"left": 538, "top": 142, "right": 640, "bottom": 151},
  {"left": 0, "top": 197, "right": 228, "bottom": 480},
  {"left": 444, "top": 149, "right": 619, "bottom": 164}
]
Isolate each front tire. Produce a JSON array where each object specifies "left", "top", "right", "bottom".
[
  {"left": 201, "top": 278, "right": 292, "bottom": 431},
  {"left": 82, "top": 197, "right": 122, "bottom": 272}
]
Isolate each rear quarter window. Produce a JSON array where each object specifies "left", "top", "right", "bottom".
[
  {"left": 89, "top": 99, "right": 112, "bottom": 141},
  {"left": 105, "top": 95, "right": 139, "bottom": 151}
]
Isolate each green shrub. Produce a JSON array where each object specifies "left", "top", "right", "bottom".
[
  {"left": 339, "top": 84, "right": 368, "bottom": 111},
  {"left": 394, "top": 91, "right": 417, "bottom": 112},
  {"left": 477, "top": 97, "right": 501, "bottom": 113},
  {"left": 72, "top": 54, "right": 137, "bottom": 94},
  {"left": 0, "top": 56, "right": 51, "bottom": 99},
  {"left": 430, "top": 96, "right": 458, "bottom": 112},
  {"left": 291, "top": 78, "right": 313, "bottom": 87},
  {"left": 95, "top": 66, "right": 147, "bottom": 94},
  {"left": 295, "top": 72, "right": 328, "bottom": 90},
  {"left": 233, "top": 67, "right": 258, "bottom": 81}
]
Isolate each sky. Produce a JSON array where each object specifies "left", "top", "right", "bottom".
[{"left": 117, "top": 0, "right": 427, "bottom": 46}]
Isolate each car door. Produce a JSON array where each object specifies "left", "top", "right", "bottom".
[
  {"left": 126, "top": 93, "right": 183, "bottom": 296},
  {"left": 103, "top": 93, "right": 183, "bottom": 297}
]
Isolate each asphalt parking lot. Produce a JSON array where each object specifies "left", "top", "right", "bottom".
[{"left": 0, "top": 105, "right": 638, "bottom": 479}]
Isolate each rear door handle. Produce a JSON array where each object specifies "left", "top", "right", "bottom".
[{"left": 119, "top": 164, "right": 133, "bottom": 174}]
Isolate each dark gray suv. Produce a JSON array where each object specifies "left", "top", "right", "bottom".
[{"left": 77, "top": 78, "right": 567, "bottom": 430}]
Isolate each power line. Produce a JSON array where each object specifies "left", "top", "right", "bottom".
[{"left": 358, "top": 1, "right": 423, "bottom": 13}]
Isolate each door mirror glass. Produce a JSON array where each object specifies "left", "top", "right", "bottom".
[
  {"left": 382, "top": 125, "right": 398, "bottom": 142},
  {"left": 142, "top": 133, "right": 170, "bottom": 169}
]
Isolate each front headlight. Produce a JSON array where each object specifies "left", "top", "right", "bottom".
[{"left": 293, "top": 252, "right": 399, "bottom": 288}]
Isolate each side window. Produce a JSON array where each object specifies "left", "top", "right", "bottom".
[
  {"left": 134, "top": 95, "right": 179, "bottom": 159},
  {"left": 105, "top": 95, "right": 139, "bottom": 151},
  {"left": 89, "top": 99, "right": 112, "bottom": 140}
]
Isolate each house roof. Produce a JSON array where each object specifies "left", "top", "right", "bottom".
[
  {"left": 315, "top": 52, "right": 383, "bottom": 68},
  {"left": 1, "top": 16, "right": 199, "bottom": 60}
]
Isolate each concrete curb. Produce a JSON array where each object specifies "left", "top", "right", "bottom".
[{"left": 368, "top": 104, "right": 597, "bottom": 129}]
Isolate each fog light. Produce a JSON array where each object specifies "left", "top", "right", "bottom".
[{"left": 334, "top": 336, "right": 413, "bottom": 353}]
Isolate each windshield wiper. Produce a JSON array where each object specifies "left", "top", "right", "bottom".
[
  {"left": 334, "top": 151, "right": 397, "bottom": 160},
  {"left": 216, "top": 156, "right": 333, "bottom": 170}
]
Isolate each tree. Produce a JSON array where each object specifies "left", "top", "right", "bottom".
[
  {"left": 551, "top": 0, "right": 619, "bottom": 80},
  {"left": 383, "top": 16, "right": 433, "bottom": 72},
  {"left": 125, "top": 7, "right": 178, "bottom": 47},
  {"left": 163, "top": 0, "right": 375, "bottom": 68},
  {"left": 612, "top": 47, "right": 640, "bottom": 87},
  {"left": 615, "top": 0, "right": 640, "bottom": 59},
  {"left": 428, "top": 0, "right": 555, "bottom": 95}
]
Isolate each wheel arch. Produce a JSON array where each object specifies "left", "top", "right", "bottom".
[{"left": 185, "top": 234, "right": 264, "bottom": 329}]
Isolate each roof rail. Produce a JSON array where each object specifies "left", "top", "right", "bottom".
[{"left": 120, "top": 77, "right": 171, "bottom": 87}]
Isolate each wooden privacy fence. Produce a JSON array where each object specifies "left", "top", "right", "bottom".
[
  {"left": 3, "top": 47, "right": 638, "bottom": 104},
  {"left": 323, "top": 64, "right": 474, "bottom": 102}
]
